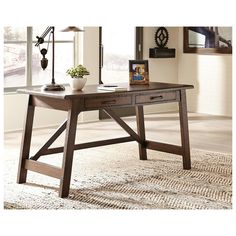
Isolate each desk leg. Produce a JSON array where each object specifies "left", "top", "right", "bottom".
[
  {"left": 59, "top": 104, "right": 78, "bottom": 198},
  {"left": 179, "top": 90, "right": 191, "bottom": 170},
  {"left": 17, "top": 95, "right": 35, "bottom": 183},
  {"left": 136, "top": 105, "right": 147, "bottom": 160}
]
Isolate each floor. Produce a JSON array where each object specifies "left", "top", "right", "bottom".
[{"left": 4, "top": 112, "right": 232, "bottom": 155}]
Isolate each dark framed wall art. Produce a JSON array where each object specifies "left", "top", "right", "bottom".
[{"left": 183, "top": 27, "right": 232, "bottom": 54}]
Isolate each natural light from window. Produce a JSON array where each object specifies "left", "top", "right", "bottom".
[
  {"left": 4, "top": 27, "right": 74, "bottom": 89},
  {"left": 102, "top": 26, "right": 135, "bottom": 84}
]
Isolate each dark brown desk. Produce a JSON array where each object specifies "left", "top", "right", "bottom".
[{"left": 17, "top": 82, "right": 193, "bottom": 198}]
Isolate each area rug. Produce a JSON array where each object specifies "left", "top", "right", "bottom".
[{"left": 4, "top": 143, "right": 232, "bottom": 209}]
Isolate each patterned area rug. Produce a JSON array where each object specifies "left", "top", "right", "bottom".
[{"left": 4, "top": 143, "right": 232, "bottom": 209}]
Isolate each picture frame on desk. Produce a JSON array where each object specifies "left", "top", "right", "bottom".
[{"left": 129, "top": 60, "right": 149, "bottom": 85}]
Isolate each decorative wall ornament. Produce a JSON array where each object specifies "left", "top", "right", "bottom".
[
  {"left": 155, "top": 27, "right": 169, "bottom": 48},
  {"left": 149, "top": 27, "right": 175, "bottom": 58}
]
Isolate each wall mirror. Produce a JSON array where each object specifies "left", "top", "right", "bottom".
[{"left": 183, "top": 27, "right": 232, "bottom": 54}]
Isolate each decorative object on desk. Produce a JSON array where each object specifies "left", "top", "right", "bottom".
[
  {"left": 35, "top": 26, "right": 83, "bottom": 91},
  {"left": 149, "top": 27, "right": 176, "bottom": 58},
  {"left": 66, "top": 64, "right": 90, "bottom": 91},
  {"left": 129, "top": 60, "right": 149, "bottom": 85}
]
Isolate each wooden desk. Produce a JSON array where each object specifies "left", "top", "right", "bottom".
[{"left": 17, "top": 82, "right": 193, "bottom": 198}]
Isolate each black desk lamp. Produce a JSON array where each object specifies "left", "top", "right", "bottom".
[{"left": 35, "top": 26, "right": 83, "bottom": 91}]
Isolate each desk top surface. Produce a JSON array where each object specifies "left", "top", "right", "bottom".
[{"left": 18, "top": 82, "right": 194, "bottom": 99}]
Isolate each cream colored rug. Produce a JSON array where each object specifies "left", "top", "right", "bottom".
[{"left": 4, "top": 143, "right": 232, "bottom": 209}]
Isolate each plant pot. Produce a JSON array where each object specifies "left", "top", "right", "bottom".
[{"left": 69, "top": 77, "right": 87, "bottom": 91}]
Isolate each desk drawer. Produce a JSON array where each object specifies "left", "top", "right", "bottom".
[
  {"left": 85, "top": 95, "right": 132, "bottom": 109},
  {"left": 135, "top": 91, "right": 178, "bottom": 104}
]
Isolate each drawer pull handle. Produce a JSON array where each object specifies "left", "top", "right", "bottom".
[
  {"left": 150, "top": 95, "right": 163, "bottom": 100},
  {"left": 101, "top": 99, "right": 117, "bottom": 105}
]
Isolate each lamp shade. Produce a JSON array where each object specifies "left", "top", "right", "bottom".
[{"left": 61, "top": 26, "right": 84, "bottom": 32}]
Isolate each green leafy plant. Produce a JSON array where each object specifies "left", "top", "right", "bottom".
[{"left": 66, "top": 64, "right": 90, "bottom": 78}]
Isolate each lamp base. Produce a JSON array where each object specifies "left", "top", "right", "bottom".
[{"left": 42, "top": 83, "right": 65, "bottom": 91}]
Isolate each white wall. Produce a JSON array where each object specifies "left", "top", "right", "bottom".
[
  {"left": 178, "top": 28, "right": 232, "bottom": 116},
  {"left": 143, "top": 27, "right": 179, "bottom": 114},
  {"left": 144, "top": 27, "right": 232, "bottom": 117},
  {"left": 4, "top": 94, "right": 67, "bottom": 132},
  {"left": 80, "top": 27, "right": 99, "bottom": 122}
]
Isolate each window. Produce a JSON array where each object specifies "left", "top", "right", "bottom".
[
  {"left": 4, "top": 27, "right": 75, "bottom": 92},
  {"left": 4, "top": 27, "right": 27, "bottom": 88},
  {"left": 101, "top": 26, "right": 135, "bottom": 84}
]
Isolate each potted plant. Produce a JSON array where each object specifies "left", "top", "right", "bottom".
[{"left": 66, "top": 64, "right": 90, "bottom": 91}]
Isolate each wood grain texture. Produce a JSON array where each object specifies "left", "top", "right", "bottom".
[
  {"left": 136, "top": 106, "right": 147, "bottom": 160},
  {"left": 179, "top": 89, "right": 191, "bottom": 169},
  {"left": 25, "top": 160, "right": 62, "bottom": 179},
  {"left": 17, "top": 95, "right": 35, "bottom": 183},
  {"left": 146, "top": 140, "right": 182, "bottom": 155},
  {"left": 59, "top": 100, "right": 79, "bottom": 198},
  {"left": 31, "top": 96, "right": 70, "bottom": 111},
  {"left": 135, "top": 91, "right": 179, "bottom": 105},
  {"left": 41, "top": 136, "right": 135, "bottom": 156},
  {"left": 16, "top": 82, "right": 194, "bottom": 198},
  {"left": 17, "top": 82, "right": 194, "bottom": 99}
]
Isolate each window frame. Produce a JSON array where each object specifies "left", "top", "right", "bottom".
[{"left": 4, "top": 27, "right": 76, "bottom": 93}]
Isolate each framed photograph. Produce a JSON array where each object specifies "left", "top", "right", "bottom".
[{"left": 129, "top": 60, "right": 149, "bottom": 85}]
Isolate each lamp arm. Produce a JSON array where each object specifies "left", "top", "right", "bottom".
[{"left": 35, "top": 26, "right": 53, "bottom": 46}]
